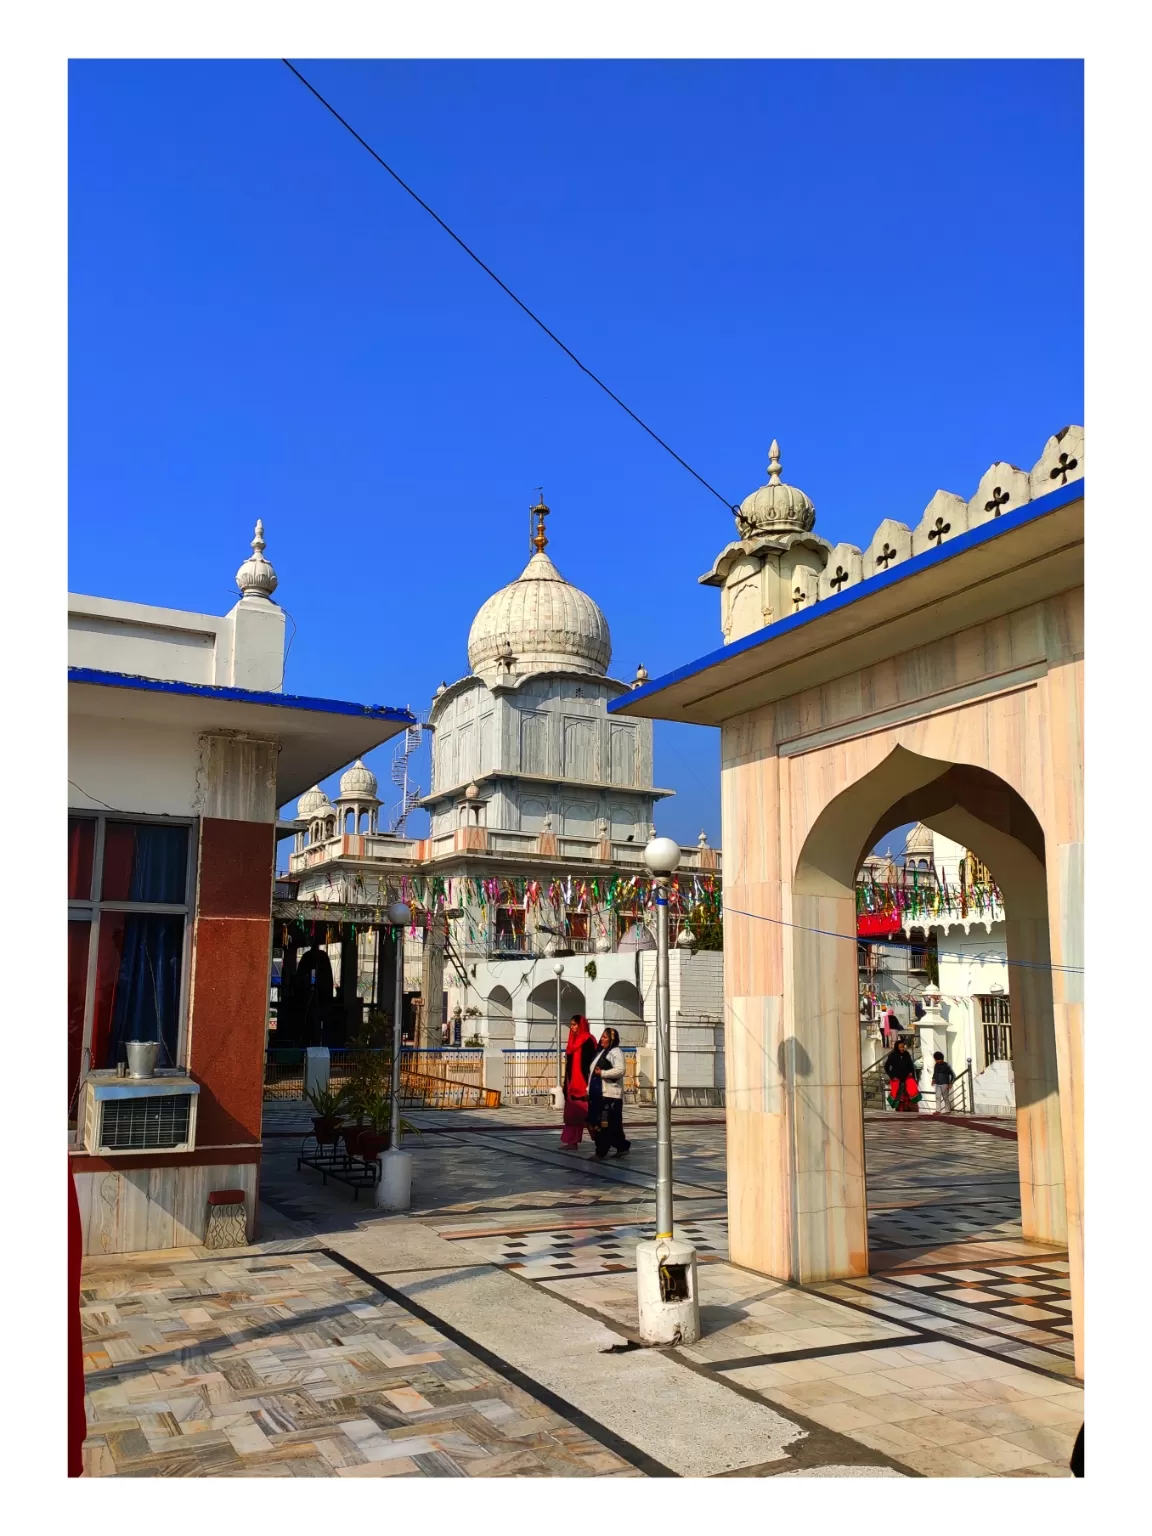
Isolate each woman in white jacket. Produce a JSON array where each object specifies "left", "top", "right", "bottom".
[{"left": 589, "top": 1027, "right": 630, "bottom": 1160}]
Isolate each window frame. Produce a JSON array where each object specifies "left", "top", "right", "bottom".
[{"left": 68, "top": 813, "right": 197, "bottom": 1112}]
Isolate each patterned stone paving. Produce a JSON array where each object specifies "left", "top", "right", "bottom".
[
  {"left": 80, "top": 1250, "right": 641, "bottom": 1478},
  {"left": 84, "top": 1103, "right": 1080, "bottom": 1478},
  {"left": 539, "top": 1260, "right": 1082, "bottom": 1478},
  {"left": 817, "top": 1257, "right": 1076, "bottom": 1371}
]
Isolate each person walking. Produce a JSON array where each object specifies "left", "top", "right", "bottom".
[
  {"left": 884, "top": 1038, "right": 922, "bottom": 1113},
  {"left": 560, "top": 1015, "right": 597, "bottom": 1149},
  {"left": 588, "top": 1028, "right": 630, "bottom": 1160},
  {"left": 931, "top": 1051, "right": 956, "bottom": 1114}
]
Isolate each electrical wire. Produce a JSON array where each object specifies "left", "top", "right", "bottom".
[{"left": 280, "top": 59, "right": 739, "bottom": 514}]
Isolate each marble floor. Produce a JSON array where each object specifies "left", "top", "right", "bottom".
[
  {"left": 80, "top": 1249, "right": 641, "bottom": 1478},
  {"left": 81, "top": 1103, "right": 1080, "bottom": 1478}
]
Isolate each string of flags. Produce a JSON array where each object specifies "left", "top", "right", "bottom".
[
  {"left": 856, "top": 870, "right": 1003, "bottom": 924},
  {"left": 277, "top": 871, "right": 722, "bottom": 951}
]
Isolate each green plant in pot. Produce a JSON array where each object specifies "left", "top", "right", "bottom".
[
  {"left": 304, "top": 1083, "right": 347, "bottom": 1146},
  {"left": 349, "top": 1089, "right": 421, "bottom": 1162}
]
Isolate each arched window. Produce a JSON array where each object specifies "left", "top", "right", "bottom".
[
  {"left": 486, "top": 985, "right": 514, "bottom": 1044},
  {"left": 526, "top": 980, "right": 586, "bottom": 1050},
  {"left": 604, "top": 980, "right": 645, "bottom": 1045}
]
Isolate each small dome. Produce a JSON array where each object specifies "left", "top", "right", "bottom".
[
  {"left": 297, "top": 785, "right": 332, "bottom": 819},
  {"left": 339, "top": 759, "right": 378, "bottom": 798},
  {"left": 467, "top": 548, "right": 612, "bottom": 681},
  {"left": 736, "top": 440, "right": 816, "bottom": 539},
  {"left": 616, "top": 921, "right": 657, "bottom": 954},
  {"left": 904, "top": 824, "right": 933, "bottom": 856}
]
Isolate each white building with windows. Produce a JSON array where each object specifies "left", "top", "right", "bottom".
[
  {"left": 862, "top": 824, "right": 1013, "bottom": 1111},
  {"left": 282, "top": 498, "right": 726, "bottom": 1100}
]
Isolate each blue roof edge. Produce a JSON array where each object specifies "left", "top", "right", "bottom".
[
  {"left": 68, "top": 668, "right": 414, "bottom": 724},
  {"left": 609, "top": 476, "right": 1084, "bottom": 714}
]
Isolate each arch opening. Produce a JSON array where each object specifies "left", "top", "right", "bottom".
[
  {"left": 486, "top": 985, "right": 514, "bottom": 1045},
  {"left": 526, "top": 980, "right": 586, "bottom": 1050},
  {"left": 784, "top": 746, "right": 1066, "bottom": 1283}
]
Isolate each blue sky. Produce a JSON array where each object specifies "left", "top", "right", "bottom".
[{"left": 68, "top": 59, "right": 1083, "bottom": 844}]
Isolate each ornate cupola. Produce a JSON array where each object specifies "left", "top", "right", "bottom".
[{"left": 700, "top": 438, "right": 832, "bottom": 644}]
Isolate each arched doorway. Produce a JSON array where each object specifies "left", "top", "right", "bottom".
[
  {"left": 486, "top": 985, "right": 514, "bottom": 1045},
  {"left": 779, "top": 747, "right": 1068, "bottom": 1285},
  {"left": 603, "top": 979, "right": 645, "bottom": 1046},
  {"left": 526, "top": 979, "right": 586, "bottom": 1050}
]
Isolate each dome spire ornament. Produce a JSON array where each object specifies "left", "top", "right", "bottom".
[
  {"left": 235, "top": 519, "right": 278, "bottom": 601},
  {"left": 530, "top": 490, "right": 550, "bottom": 554},
  {"left": 767, "top": 439, "right": 783, "bottom": 486}
]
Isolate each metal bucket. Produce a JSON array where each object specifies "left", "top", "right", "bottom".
[{"left": 126, "top": 1040, "right": 160, "bottom": 1079}]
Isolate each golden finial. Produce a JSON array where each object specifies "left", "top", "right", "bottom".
[{"left": 530, "top": 488, "right": 550, "bottom": 553}]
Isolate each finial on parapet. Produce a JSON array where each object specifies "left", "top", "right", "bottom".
[
  {"left": 632, "top": 661, "right": 649, "bottom": 690},
  {"left": 530, "top": 490, "right": 550, "bottom": 554},
  {"left": 235, "top": 519, "right": 278, "bottom": 600},
  {"left": 697, "top": 829, "right": 709, "bottom": 848},
  {"left": 767, "top": 440, "right": 782, "bottom": 486}
]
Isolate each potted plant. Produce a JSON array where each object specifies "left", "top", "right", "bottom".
[
  {"left": 304, "top": 1083, "right": 347, "bottom": 1146},
  {"left": 355, "top": 1089, "right": 393, "bottom": 1161},
  {"left": 346, "top": 1088, "right": 420, "bottom": 1162}
]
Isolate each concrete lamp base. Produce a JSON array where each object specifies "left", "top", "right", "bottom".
[
  {"left": 375, "top": 1149, "right": 412, "bottom": 1211},
  {"left": 635, "top": 1237, "right": 701, "bottom": 1346}
]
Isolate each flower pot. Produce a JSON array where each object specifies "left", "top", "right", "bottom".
[
  {"left": 312, "top": 1115, "right": 342, "bottom": 1146},
  {"left": 340, "top": 1126, "right": 364, "bottom": 1157},
  {"left": 357, "top": 1130, "right": 389, "bottom": 1160}
]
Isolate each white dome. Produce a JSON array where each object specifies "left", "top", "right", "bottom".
[
  {"left": 904, "top": 823, "right": 933, "bottom": 856},
  {"left": 736, "top": 440, "right": 815, "bottom": 539},
  {"left": 297, "top": 785, "right": 332, "bottom": 818},
  {"left": 339, "top": 759, "right": 378, "bottom": 798},
  {"left": 616, "top": 921, "right": 656, "bottom": 954},
  {"left": 467, "top": 550, "right": 612, "bottom": 682}
]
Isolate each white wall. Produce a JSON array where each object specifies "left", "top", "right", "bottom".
[
  {"left": 69, "top": 591, "right": 286, "bottom": 693},
  {"left": 69, "top": 715, "right": 203, "bottom": 817},
  {"left": 934, "top": 918, "right": 1010, "bottom": 1075},
  {"left": 446, "top": 947, "right": 726, "bottom": 1099}
]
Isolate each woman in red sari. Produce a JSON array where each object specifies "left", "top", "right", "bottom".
[
  {"left": 560, "top": 1016, "right": 597, "bottom": 1148},
  {"left": 884, "top": 1039, "right": 922, "bottom": 1112}
]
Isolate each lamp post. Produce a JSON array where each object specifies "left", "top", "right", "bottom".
[
  {"left": 550, "top": 962, "right": 565, "bottom": 1110},
  {"left": 376, "top": 900, "right": 412, "bottom": 1210},
  {"left": 635, "top": 836, "right": 700, "bottom": 1345}
]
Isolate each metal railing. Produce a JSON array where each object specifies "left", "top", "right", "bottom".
[
  {"left": 264, "top": 1048, "right": 306, "bottom": 1100},
  {"left": 264, "top": 1046, "right": 487, "bottom": 1103},
  {"left": 502, "top": 1046, "right": 639, "bottom": 1104}
]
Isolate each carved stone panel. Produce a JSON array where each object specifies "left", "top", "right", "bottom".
[
  {"left": 912, "top": 491, "right": 969, "bottom": 556},
  {"left": 966, "top": 463, "right": 1031, "bottom": 534}
]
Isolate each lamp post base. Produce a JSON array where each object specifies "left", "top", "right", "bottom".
[
  {"left": 375, "top": 1149, "right": 412, "bottom": 1211},
  {"left": 635, "top": 1237, "right": 701, "bottom": 1346}
]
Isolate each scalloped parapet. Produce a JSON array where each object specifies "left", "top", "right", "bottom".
[{"left": 703, "top": 427, "right": 1083, "bottom": 643}]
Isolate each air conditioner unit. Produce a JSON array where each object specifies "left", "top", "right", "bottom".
[{"left": 81, "top": 1073, "right": 200, "bottom": 1155}]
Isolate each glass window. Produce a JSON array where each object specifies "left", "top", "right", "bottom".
[
  {"left": 68, "top": 816, "right": 193, "bottom": 1115},
  {"left": 102, "top": 821, "right": 189, "bottom": 903},
  {"left": 68, "top": 817, "right": 96, "bottom": 900},
  {"left": 68, "top": 919, "right": 91, "bottom": 1113},
  {"left": 91, "top": 912, "right": 186, "bottom": 1071}
]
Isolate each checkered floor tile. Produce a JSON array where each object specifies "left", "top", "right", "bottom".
[
  {"left": 825, "top": 1256, "right": 1077, "bottom": 1373},
  {"left": 450, "top": 1219, "right": 729, "bottom": 1278}
]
